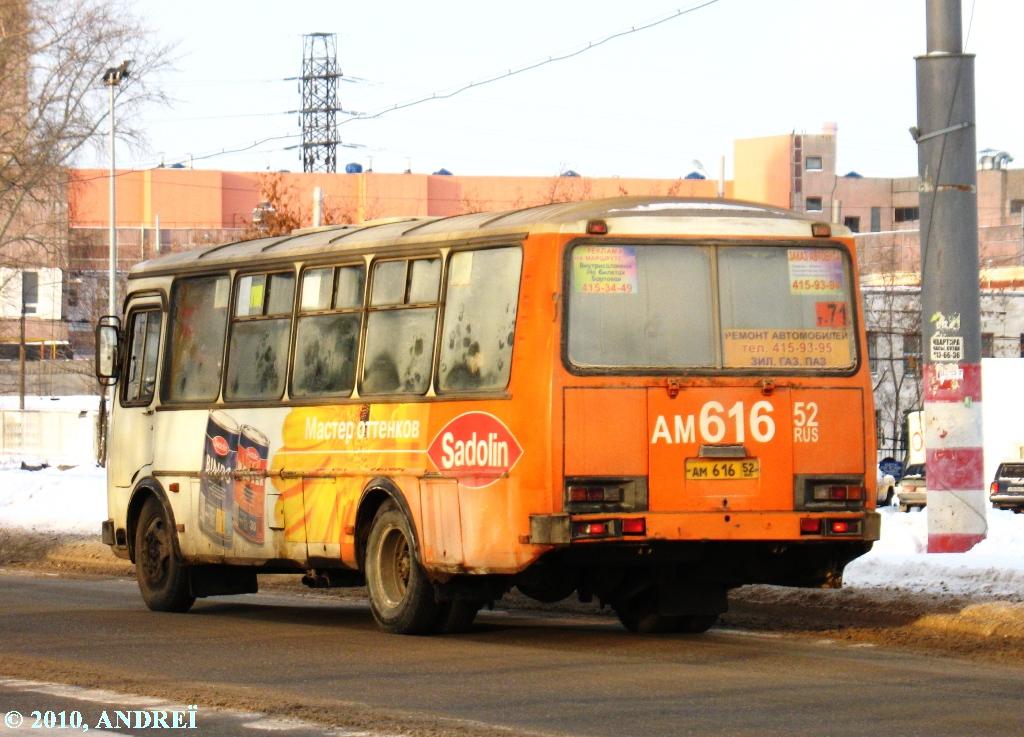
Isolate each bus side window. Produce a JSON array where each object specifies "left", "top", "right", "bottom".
[
  {"left": 225, "top": 271, "right": 295, "bottom": 401},
  {"left": 438, "top": 247, "right": 522, "bottom": 393},
  {"left": 292, "top": 264, "right": 365, "bottom": 398},
  {"left": 164, "top": 275, "right": 230, "bottom": 403},
  {"left": 123, "top": 309, "right": 162, "bottom": 405},
  {"left": 362, "top": 257, "right": 440, "bottom": 395}
]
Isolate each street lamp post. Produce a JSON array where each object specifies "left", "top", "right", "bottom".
[
  {"left": 97, "top": 60, "right": 130, "bottom": 467},
  {"left": 102, "top": 60, "right": 130, "bottom": 317}
]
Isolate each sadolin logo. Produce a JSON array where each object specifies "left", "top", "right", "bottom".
[
  {"left": 426, "top": 412, "right": 523, "bottom": 488},
  {"left": 211, "top": 435, "right": 231, "bottom": 457}
]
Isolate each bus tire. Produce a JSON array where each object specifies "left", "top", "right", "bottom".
[
  {"left": 434, "top": 599, "right": 481, "bottom": 634},
  {"left": 365, "top": 501, "right": 439, "bottom": 634},
  {"left": 135, "top": 496, "right": 194, "bottom": 613},
  {"left": 615, "top": 591, "right": 680, "bottom": 634}
]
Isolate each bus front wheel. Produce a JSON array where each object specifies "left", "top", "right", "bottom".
[
  {"left": 365, "top": 501, "right": 440, "bottom": 634},
  {"left": 134, "top": 496, "right": 194, "bottom": 613}
]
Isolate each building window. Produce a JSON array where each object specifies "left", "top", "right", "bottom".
[
  {"left": 982, "top": 332, "right": 994, "bottom": 358},
  {"left": 805, "top": 196, "right": 823, "bottom": 212},
  {"left": 843, "top": 216, "right": 860, "bottom": 233},
  {"left": 21, "top": 271, "right": 38, "bottom": 314},
  {"left": 806, "top": 155, "right": 823, "bottom": 171},
  {"left": 867, "top": 331, "right": 880, "bottom": 374},
  {"left": 903, "top": 333, "right": 921, "bottom": 375},
  {"left": 1020, "top": 333, "right": 1024, "bottom": 358},
  {"left": 894, "top": 206, "right": 920, "bottom": 223},
  {"left": 870, "top": 207, "right": 881, "bottom": 232},
  {"left": 1011, "top": 199, "right": 1024, "bottom": 215}
]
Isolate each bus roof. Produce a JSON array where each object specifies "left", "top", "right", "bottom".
[{"left": 129, "top": 196, "right": 849, "bottom": 278}]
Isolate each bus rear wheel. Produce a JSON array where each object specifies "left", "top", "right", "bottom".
[
  {"left": 615, "top": 591, "right": 680, "bottom": 634},
  {"left": 135, "top": 496, "right": 194, "bottom": 612},
  {"left": 434, "top": 599, "right": 481, "bottom": 634},
  {"left": 365, "top": 501, "right": 440, "bottom": 634}
]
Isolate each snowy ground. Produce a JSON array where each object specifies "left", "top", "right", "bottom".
[{"left": 0, "top": 462, "right": 1022, "bottom": 600}]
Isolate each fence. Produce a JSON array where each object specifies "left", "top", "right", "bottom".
[{"left": 0, "top": 409, "right": 98, "bottom": 466}]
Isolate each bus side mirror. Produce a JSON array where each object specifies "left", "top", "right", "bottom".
[{"left": 95, "top": 316, "right": 121, "bottom": 385}]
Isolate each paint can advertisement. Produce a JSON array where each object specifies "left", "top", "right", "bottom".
[
  {"left": 234, "top": 424, "right": 269, "bottom": 544},
  {"left": 199, "top": 410, "right": 238, "bottom": 546}
]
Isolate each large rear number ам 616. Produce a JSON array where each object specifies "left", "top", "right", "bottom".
[{"left": 652, "top": 401, "right": 776, "bottom": 445}]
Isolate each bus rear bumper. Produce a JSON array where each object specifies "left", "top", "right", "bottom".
[{"left": 530, "top": 510, "right": 881, "bottom": 545}]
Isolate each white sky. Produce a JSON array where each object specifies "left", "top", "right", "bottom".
[{"left": 87, "top": 0, "right": 1024, "bottom": 180}]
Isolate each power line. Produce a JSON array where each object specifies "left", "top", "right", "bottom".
[
  {"left": 102, "top": 3, "right": 723, "bottom": 172},
  {"left": 341, "top": 1, "right": 721, "bottom": 127}
]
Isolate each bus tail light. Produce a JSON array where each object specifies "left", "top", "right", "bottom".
[
  {"left": 829, "top": 519, "right": 861, "bottom": 536},
  {"left": 564, "top": 477, "right": 648, "bottom": 513},
  {"left": 621, "top": 517, "right": 646, "bottom": 535},
  {"left": 570, "top": 517, "right": 647, "bottom": 540},
  {"left": 800, "top": 477, "right": 866, "bottom": 511},
  {"left": 800, "top": 517, "right": 862, "bottom": 536},
  {"left": 568, "top": 485, "right": 623, "bottom": 503},
  {"left": 572, "top": 520, "right": 613, "bottom": 539},
  {"left": 800, "top": 518, "right": 822, "bottom": 535},
  {"left": 812, "top": 484, "right": 863, "bottom": 502}
]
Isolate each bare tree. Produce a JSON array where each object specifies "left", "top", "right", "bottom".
[
  {"left": 857, "top": 234, "right": 924, "bottom": 461},
  {"left": 243, "top": 173, "right": 358, "bottom": 238},
  {"left": 542, "top": 174, "right": 592, "bottom": 205},
  {"left": 0, "top": 0, "right": 174, "bottom": 282},
  {"left": 0, "top": 0, "right": 174, "bottom": 401}
]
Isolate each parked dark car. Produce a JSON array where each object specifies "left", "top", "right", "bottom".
[
  {"left": 897, "top": 463, "right": 926, "bottom": 512},
  {"left": 990, "top": 461, "right": 1024, "bottom": 512}
]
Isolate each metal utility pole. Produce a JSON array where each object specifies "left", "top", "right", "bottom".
[
  {"left": 300, "top": 33, "right": 341, "bottom": 173},
  {"left": 102, "top": 60, "right": 130, "bottom": 317},
  {"left": 914, "top": 0, "right": 986, "bottom": 552}
]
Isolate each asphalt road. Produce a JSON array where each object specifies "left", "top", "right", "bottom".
[{"left": 0, "top": 571, "right": 1022, "bottom": 737}]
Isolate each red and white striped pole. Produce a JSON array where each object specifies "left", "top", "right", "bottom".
[
  {"left": 923, "top": 364, "right": 986, "bottom": 552},
  {"left": 915, "top": 0, "right": 987, "bottom": 553}
]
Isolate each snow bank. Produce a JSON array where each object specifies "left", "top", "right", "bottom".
[
  {"left": 843, "top": 506, "right": 1024, "bottom": 598},
  {"left": 0, "top": 465, "right": 106, "bottom": 535}
]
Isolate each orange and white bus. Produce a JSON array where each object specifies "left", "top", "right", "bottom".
[{"left": 95, "top": 197, "right": 880, "bottom": 635}]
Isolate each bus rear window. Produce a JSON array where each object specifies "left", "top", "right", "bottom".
[
  {"left": 719, "top": 247, "right": 855, "bottom": 370},
  {"left": 567, "top": 244, "right": 856, "bottom": 372},
  {"left": 568, "top": 245, "right": 714, "bottom": 368}
]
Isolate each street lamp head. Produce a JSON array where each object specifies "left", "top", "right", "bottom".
[{"left": 102, "top": 59, "right": 132, "bottom": 86}]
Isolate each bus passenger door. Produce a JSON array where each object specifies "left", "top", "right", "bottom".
[{"left": 109, "top": 302, "right": 163, "bottom": 489}]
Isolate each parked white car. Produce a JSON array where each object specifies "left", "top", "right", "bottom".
[{"left": 897, "top": 463, "right": 927, "bottom": 512}]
